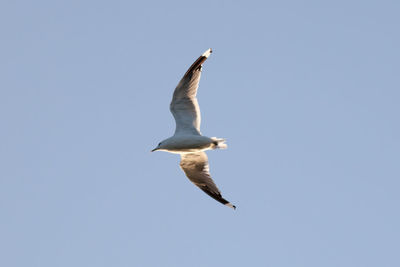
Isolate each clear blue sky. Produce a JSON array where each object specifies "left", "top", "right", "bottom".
[{"left": 1, "top": 1, "right": 399, "bottom": 266}]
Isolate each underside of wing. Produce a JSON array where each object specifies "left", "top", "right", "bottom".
[
  {"left": 170, "top": 49, "right": 212, "bottom": 135},
  {"left": 179, "top": 152, "right": 236, "bottom": 209}
]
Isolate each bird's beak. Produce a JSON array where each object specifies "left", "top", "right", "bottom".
[{"left": 151, "top": 148, "right": 158, "bottom": 152}]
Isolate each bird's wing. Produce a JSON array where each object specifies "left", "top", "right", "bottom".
[
  {"left": 170, "top": 49, "right": 212, "bottom": 135},
  {"left": 180, "top": 152, "right": 236, "bottom": 209}
]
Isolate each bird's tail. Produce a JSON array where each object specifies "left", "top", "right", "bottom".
[{"left": 211, "top": 137, "right": 227, "bottom": 149}]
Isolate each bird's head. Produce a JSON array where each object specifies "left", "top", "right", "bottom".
[
  {"left": 151, "top": 142, "right": 160, "bottom": 152},
  {"left": 151, "top": 141, "right": 165, "bottom": 152}
]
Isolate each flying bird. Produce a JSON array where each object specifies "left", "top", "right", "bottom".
[{"left": 151, "top": 48, "right": 236, "bottom": 209}]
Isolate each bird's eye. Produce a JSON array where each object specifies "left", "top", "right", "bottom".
[{"left": 158, "top": 142, "right": 161, "bottom": 146}]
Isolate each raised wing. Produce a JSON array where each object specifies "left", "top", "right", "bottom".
[
  {"left": 180, "top": 152, "right": 236, "bottom": 209},
  {"left": 170, "top": 49, "right": 212, "bottom": 135}
]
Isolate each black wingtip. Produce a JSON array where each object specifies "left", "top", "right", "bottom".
[
  {"left": 183, "top": 49, "right": 212, "bottom": 76},
  {"left": 199, "top": 187, "right": 236, "bottom": 210},
  {"left": 201, "top": 48, "right": 212, "bottom": 58},
  {"left": 225, "top": 203, "right": 236, "bottom": 210}
]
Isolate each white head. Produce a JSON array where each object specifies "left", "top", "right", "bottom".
[
  {"left": 151, "top": 138, "right": 171, "bottom": 152},
  {"left": 151, "top": 141, "right": 162, "bottom": 152}
]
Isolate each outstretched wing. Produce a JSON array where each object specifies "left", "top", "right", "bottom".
[
  {"left": 180, "top": 152, "right": 236, "bottom": 209},
  {"left": 170, "top": 49, "right": 212, "bottom": 135}
]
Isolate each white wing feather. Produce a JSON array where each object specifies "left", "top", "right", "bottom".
[{"left": 170, "top": 49, "right": 212, "bottom": 135}]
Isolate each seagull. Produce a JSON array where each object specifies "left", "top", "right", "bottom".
[{"left": 151, "top": 48, "right": 236, "bottom": 209}]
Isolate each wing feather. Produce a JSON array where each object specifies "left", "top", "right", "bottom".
[
  {"left": 180, "top": 152, "right": 236, "bottom": 209},
  {"left": 170, "top": 49, "right": 212, "bottom": 135}
]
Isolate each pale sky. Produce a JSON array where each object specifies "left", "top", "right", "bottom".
[{"left": 1, "top": 1, "right": 399, "bottom": 266}]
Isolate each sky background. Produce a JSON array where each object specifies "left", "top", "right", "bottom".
[{"left": 1, "top": 0, "right": 399, "bottom": 266}]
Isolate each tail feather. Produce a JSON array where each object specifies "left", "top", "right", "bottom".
[{"left": 211, "top": 137, "right": 227, "bottom": 149}]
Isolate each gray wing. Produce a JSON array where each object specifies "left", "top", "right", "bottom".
[
  {"left": 180, "top": 152, "right": 236, "bottom": 209},
  {"left": 170, "top": 49, "right": 212, "bottom": 135}
]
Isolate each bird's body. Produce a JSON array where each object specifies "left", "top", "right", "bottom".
[
  {"left": 154, "top": 135, "right": 226, "bottom": 154},
  {"left": 152, "top": 48, "right": 235, "bottom": 209}
]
